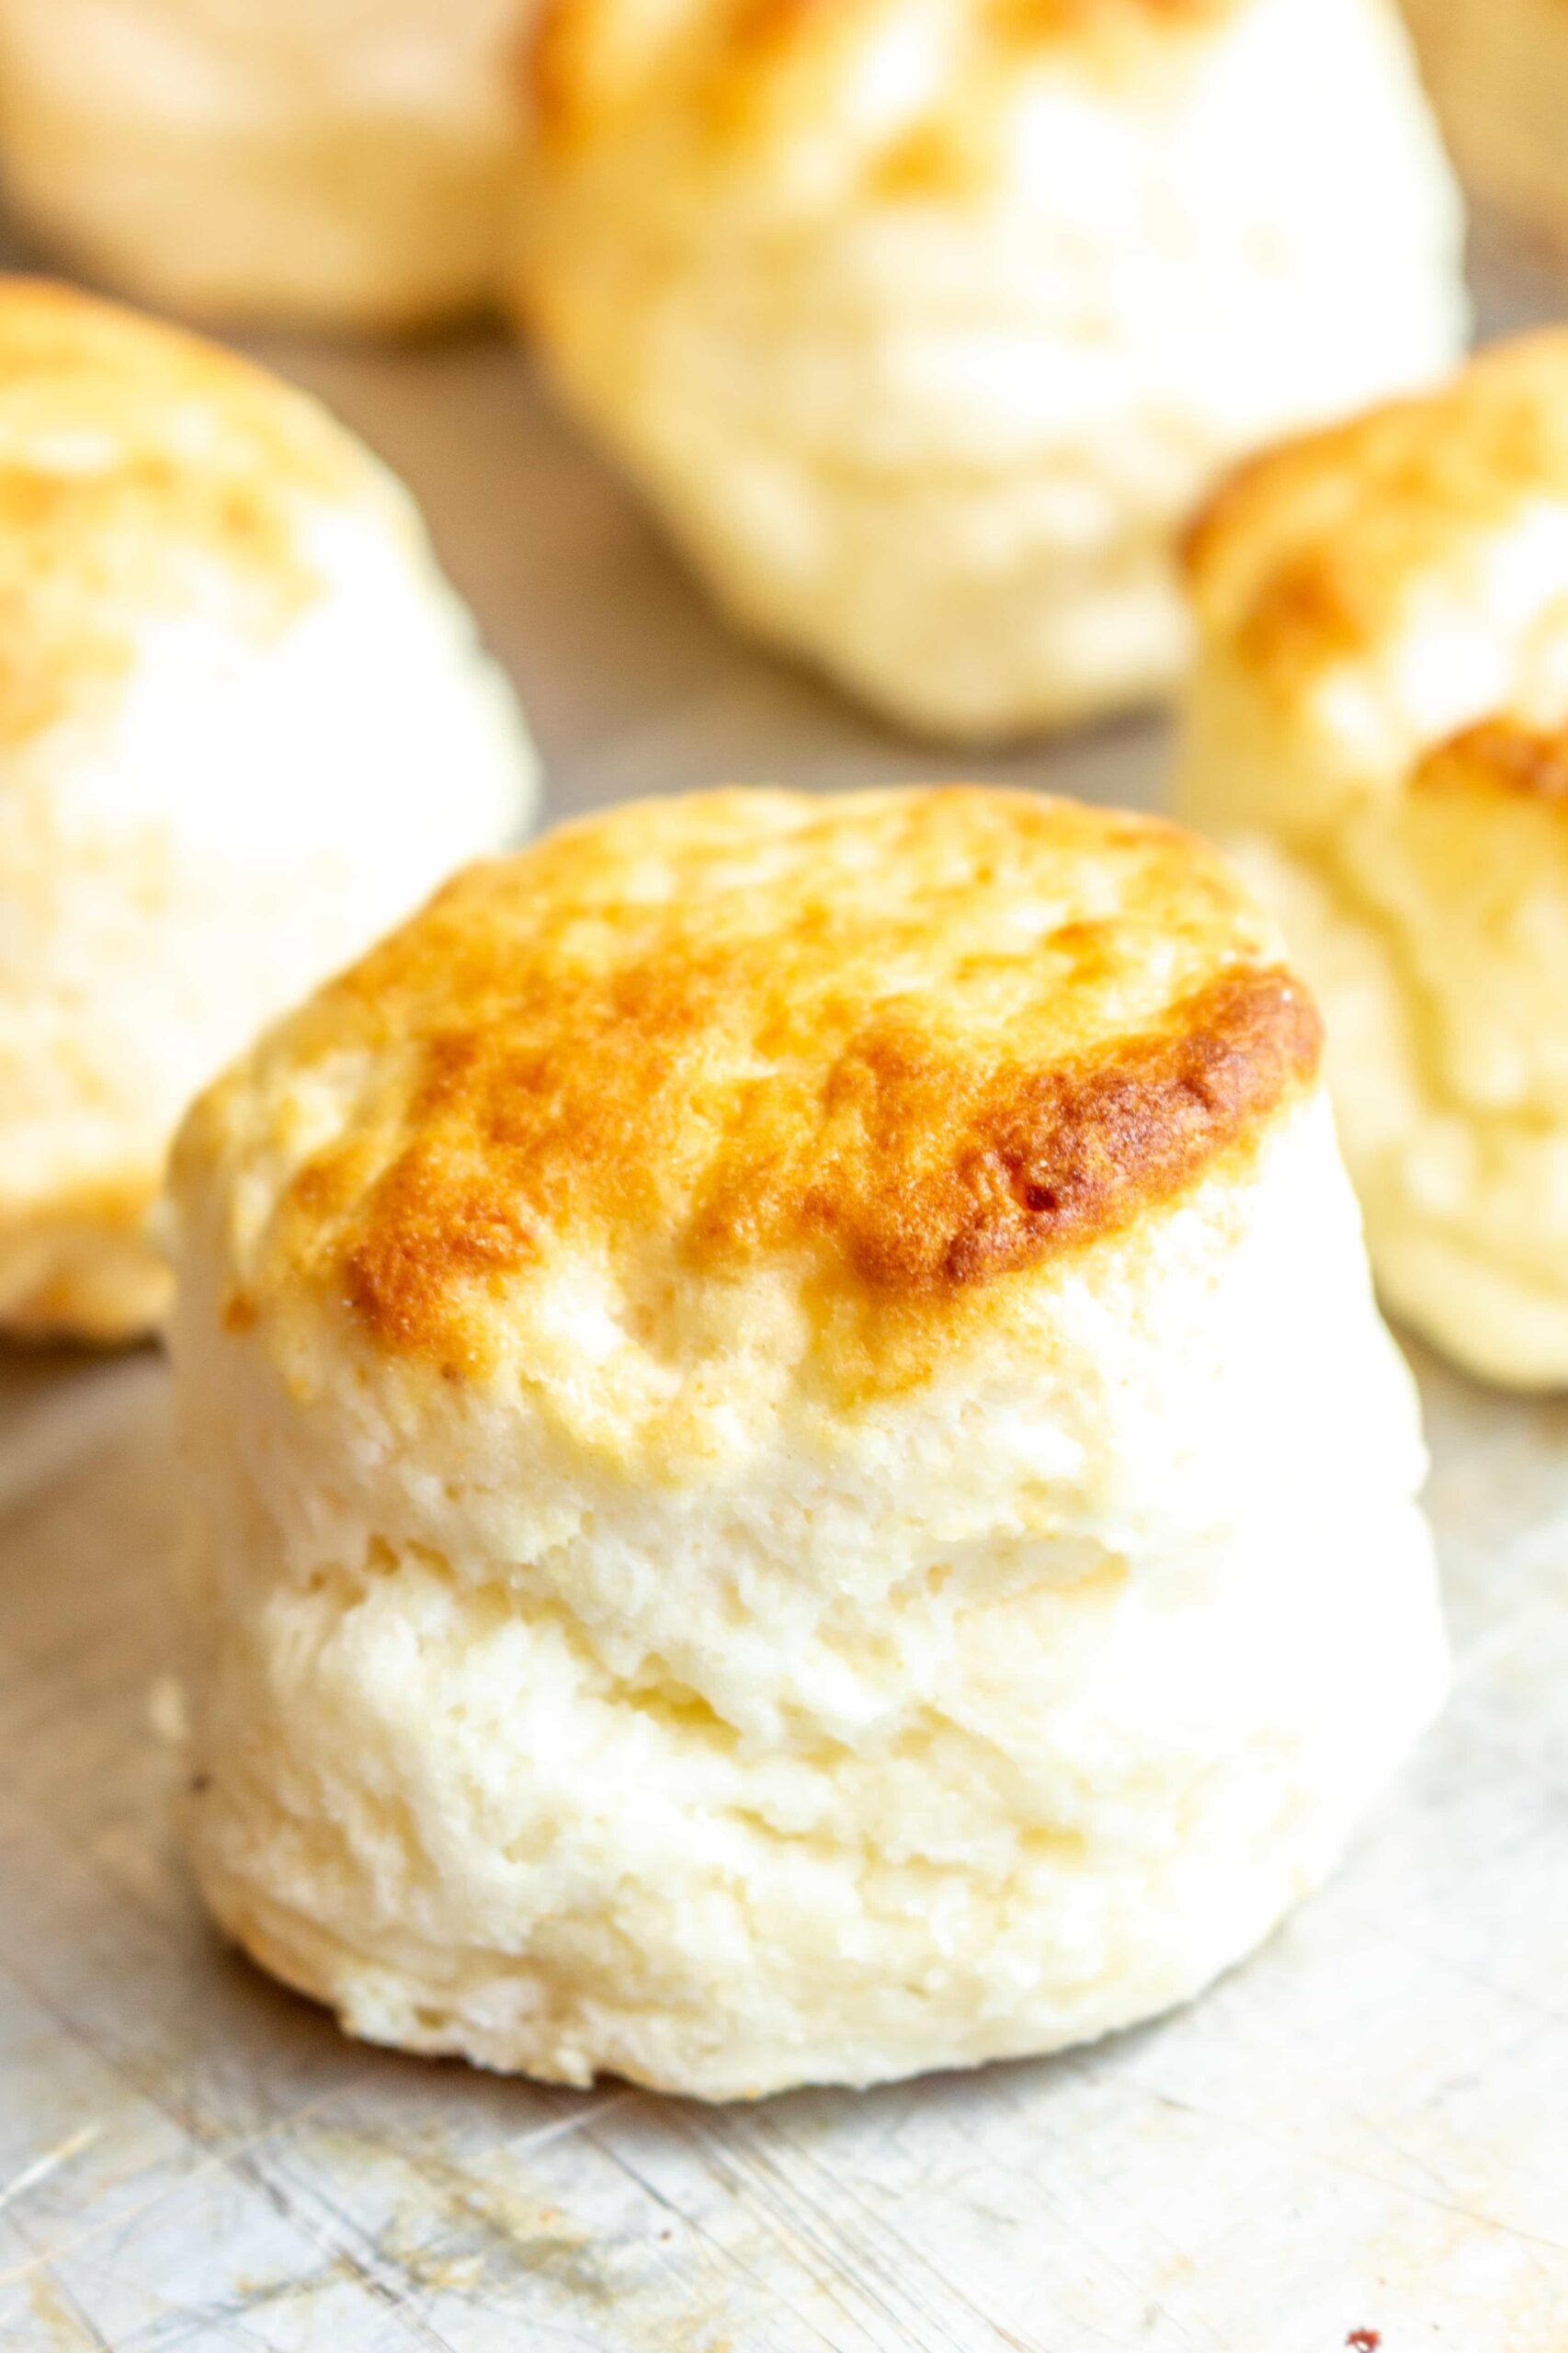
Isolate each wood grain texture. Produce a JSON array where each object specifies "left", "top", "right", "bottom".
[{"left": 0, "top": 210, "right": 1565, "bottom": 2352}]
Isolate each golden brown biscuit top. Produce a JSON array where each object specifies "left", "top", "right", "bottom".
[
  {"left": 1415, "top": 715, "right": 1568, "bottom": 811},
  {"left": 528, "top": 0, "right": 1240, "bottom": 178},
  {"left": 186, "top": 788, "right": 1319, "bottom": 1379},
  {"left": 0, "top": 278, "right": 392, "bottom": 745},
  {"left": 1183, "top": 331, "right": 1568, "bottom": 699}
]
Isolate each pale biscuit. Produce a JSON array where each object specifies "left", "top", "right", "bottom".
[
  {"left": 512, "top": 0, "right": 1465, "bottom": 740},
  {"left": 169, "top": 784, "right": 1443, "bottom": 2098},
  {"left": 0, "top": 0, "right": 530, "bottom": 331},
  {"left": 1179, "top": 331, "right": 1568, "bottom": 1387},
  {"left": 0, "top": 278, "right": 535, "bottom": 1340}
]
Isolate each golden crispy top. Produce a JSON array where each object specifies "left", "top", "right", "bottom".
[
  {"left": 528, "top": 0, "right": 1240, "bottom": 186},
  {"left": 184, "top": 787, "right": 1319, "bottom": 1381},
  {"left": 0, "top": 278, "right": 392, "bottom": 744},
  {"left": 1415, "top": 714, "right": 1568, "bottom": 810},
  {"left": 1183, "top": 331, "right": 1568, "bottom": 698}
]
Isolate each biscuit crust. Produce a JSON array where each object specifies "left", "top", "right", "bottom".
[
  {"left": 531, "top": 0, "right": 1240, "bottom": 162},
  {"left": 185, "top": 787, "right": 1319, "bottom": 1381},
  {"left": 1414, "top": 715, "right": 1568, "bottom": 810},
  {"left": 0, "top": 277, "right": 388, "bottom": 744},
  {"left": 1183, "top": 329, "right": 1568, "bottom": 705}
]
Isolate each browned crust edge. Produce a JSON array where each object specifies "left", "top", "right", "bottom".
[{"left": 334, "top": 964, "right": 1320, "bottom": 1366}]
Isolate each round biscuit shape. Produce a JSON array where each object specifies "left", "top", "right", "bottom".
[
  {"left": 511, "top": 0, "right": 1466, "bottom": 738},
  {"left": 0, "top": 278, "right": 536, "bottom": 1340},
  {"left": 169, "top": 784, "right": 1445, "bottom": 2097}
]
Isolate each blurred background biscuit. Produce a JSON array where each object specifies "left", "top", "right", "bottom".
[
  {"left": 0, "top": 0, "right": 532, "bottom": 332},
  {"left": 1178, "top": 332, "right": 1568, "bottom": 1388},
  {"left": 512, "top": 0, "right": 1466, "bottom": 741},
  {"left": 0, "top": 278, "right": 535, "bottom": 1342}
]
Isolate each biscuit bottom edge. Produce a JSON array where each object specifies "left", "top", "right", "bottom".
[
  {"left": 186, "top": 1546, "right": 1448, "bottom": 2106},
  {"left": 0, "top": 1202, "right": 169, "bottom": 1345}
]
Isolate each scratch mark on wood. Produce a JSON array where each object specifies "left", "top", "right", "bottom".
[
  {"left": 222, "top": 2143, "right": 461, "bottom": 2353},
  {"left": 0, "top": 2126, "right": 100, "bottom": 2222},
  {"left": 507, "top": 2090, "right": 638, "bottom": 2159},
  {"left": 0, "top": 2077, "right": 368, "bottom": 2291},
  {"left": 583, "top": 2120, "right": 862, "bottom": 2353},
  {"left": 1144, "top": 2085, "right": 1568, "bottom": 2260},
  {"left": 744, "top": 2120, "right": 1148, "bottom": 2353},
  {"left": 29, "top": 2266, "right": 113, "bottom": 2352},
  {"left": 671, "top": 2117, "right": 987, "bottom": 2353}
]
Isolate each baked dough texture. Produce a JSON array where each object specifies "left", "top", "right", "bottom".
[
  {"left": 1179, "top": 331, "right": 1568, "bottom": 1388},
  {"left": 1400, "top": 0, "right": 1568, "bottom": 246},
  {"left": 0, "top": 278, "right": 535, "bottom": 1341},
  {"left": 510, "top": 0, "right": 1465, "bottom": 741},
  {"left": 168, "top": 784, "right": 1444, "bottom": 2099},
  {"left": 0, "top": 0, "right": 530, "bottom": 331}
]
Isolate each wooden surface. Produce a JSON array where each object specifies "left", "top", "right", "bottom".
[{"left": 2, "top": 221, "right": 1568, "bottom": 2352}]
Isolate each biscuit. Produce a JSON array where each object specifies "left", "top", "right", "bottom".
[
  {"left": 1179, "top": 331, "right": 1568, "bottom": 1387},
  {"left": 511, "top": 0, "right": 1465, "bottom": 740},
  {"left": 0, "top": 0, "right": 530, "bottom": 331},
  {"left": 0, "top": 278, "right": 535, "bottom": 1341},
  {"left": 169, "top": 784, "right": 1444, "bottom": 2098}
]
